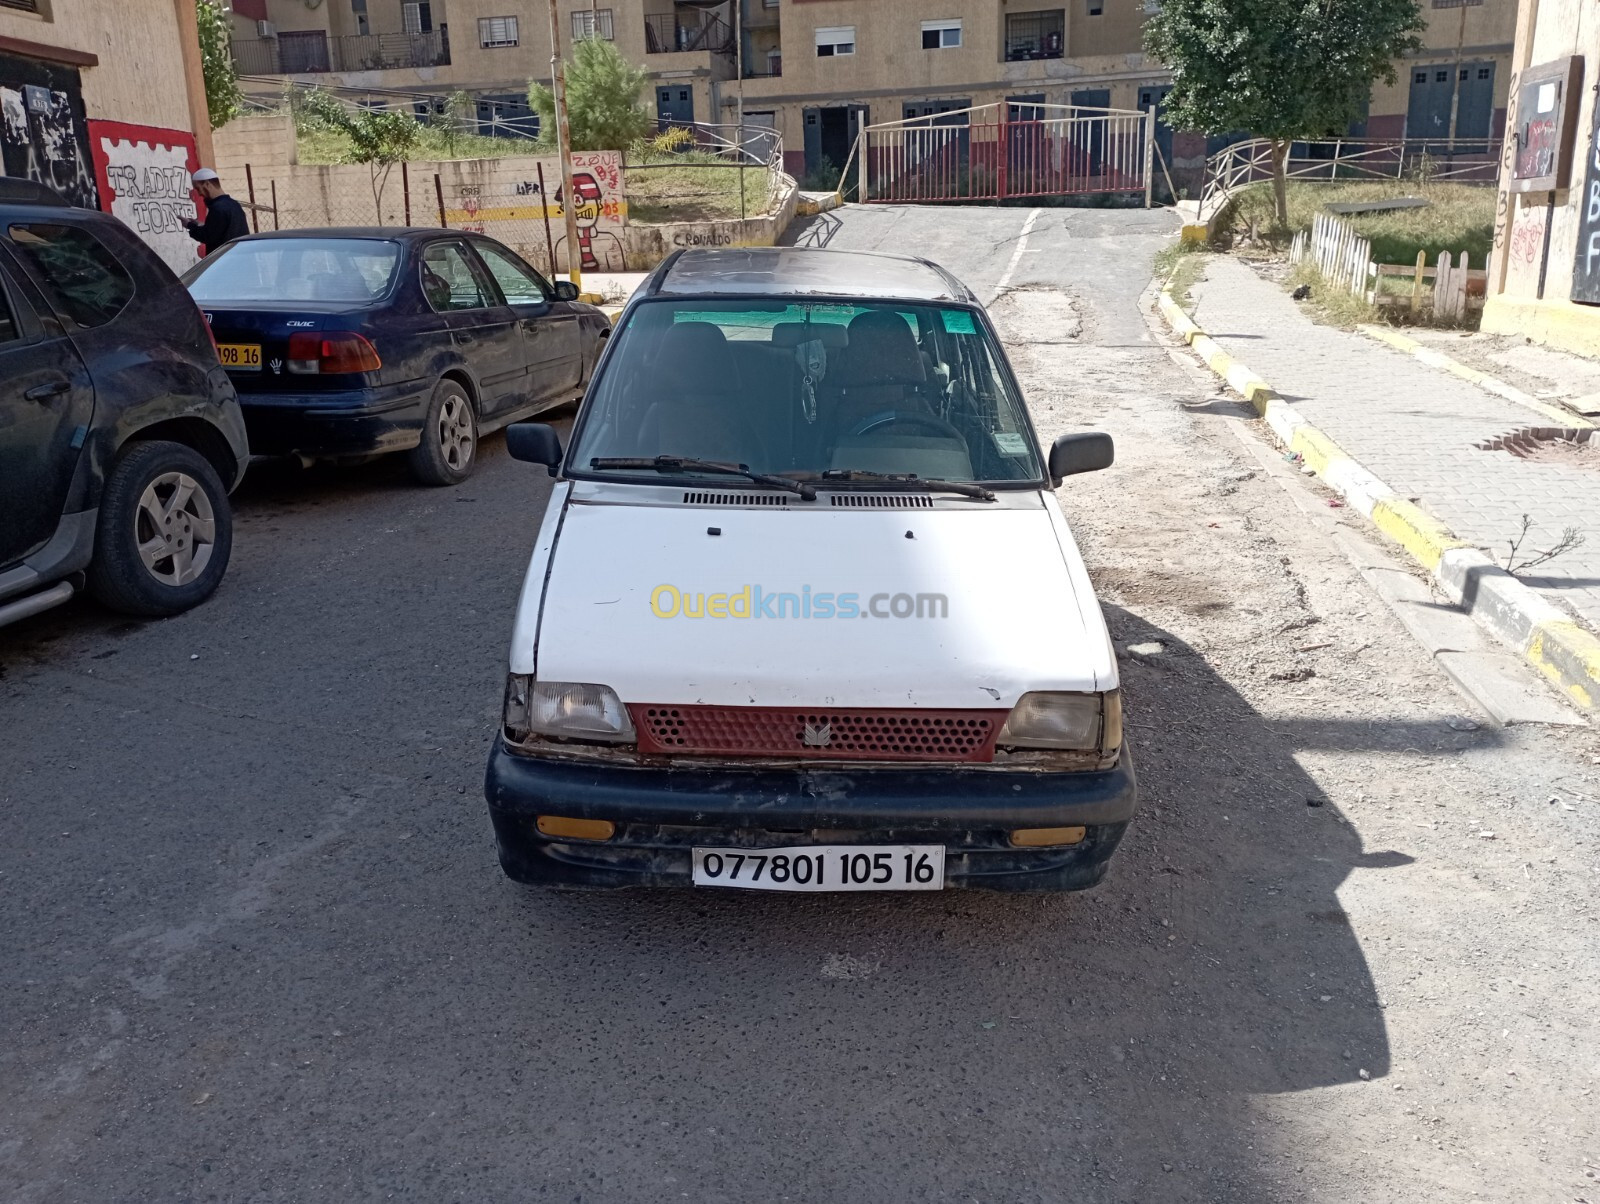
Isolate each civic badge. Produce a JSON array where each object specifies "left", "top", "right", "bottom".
[{"left": 801, "top": 722, "right": 832, "bottom": 748}]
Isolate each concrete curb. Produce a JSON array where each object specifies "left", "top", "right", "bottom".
[
  {"left": 1356, "top": 325, "right": 1596, "bottom": 431},
  {"left": 1158, "top": 285, "right": 1600, "bottom": 713}
]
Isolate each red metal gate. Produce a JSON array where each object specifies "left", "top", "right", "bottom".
[{"left": 853, "top": 103, "right": 1153, "bottom": 205}]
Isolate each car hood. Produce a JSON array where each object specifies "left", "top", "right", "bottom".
[{"left": 527, "top": 494, "right": 1116, "bottom": 708}]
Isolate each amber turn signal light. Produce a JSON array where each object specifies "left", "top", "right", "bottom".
[
  {"left": 536, "top": 815, "right": 616, "bottom": 841},
  {"left": 1009, "top": 826, "right": 1087, "bottom": 848}
]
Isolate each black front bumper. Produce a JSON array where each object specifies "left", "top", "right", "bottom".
[{"left": 484, "top": 742, "right": 1137, "bottom": 892}]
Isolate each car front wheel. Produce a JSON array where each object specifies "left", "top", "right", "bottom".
[
  {"left": 409, "top": 378, "right": 477, "bottom": 486},
  {"left": 86, "top": 440, "right": 233, "bottom": 617}
]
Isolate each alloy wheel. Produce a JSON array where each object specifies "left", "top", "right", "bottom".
[
  {"left": 438, "top": 393, "right": 475, "bottom": 471},
  {"left": 134, "top": 471, "right": 216, "bottom": 587}
]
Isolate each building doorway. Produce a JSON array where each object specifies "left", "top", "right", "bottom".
[
  {"left": 803, "top": 105, "right": 867, "bottom": 183},
  {"left": 656, "top": 85, "right": 694, "bottom": 129}
]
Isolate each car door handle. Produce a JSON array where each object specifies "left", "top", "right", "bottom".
[{"left": 25, "top": 380, "right": 70, "bottom": 403}]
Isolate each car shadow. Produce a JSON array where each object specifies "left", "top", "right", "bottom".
[{"left": 484, "top": 605, "right": 1408, "bottom": 1198}]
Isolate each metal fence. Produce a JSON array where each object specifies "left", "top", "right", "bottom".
[
  {"left": 227, "top": 119, "right": 788, "bottom": 277},
  {"left": 1199, "top": 136, "right": 1501, "bottom": 220},
  {"left": 850, "top": 103, "right": 1152, "bottom": 205}
]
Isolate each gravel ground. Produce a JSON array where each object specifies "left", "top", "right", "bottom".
[{"left": 0, "top": 204, "right": 1596, "bottom": 1203}]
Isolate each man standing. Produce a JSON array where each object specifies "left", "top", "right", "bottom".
[{"left": 185, "top": 168, "right": 250, "bottom": 255}]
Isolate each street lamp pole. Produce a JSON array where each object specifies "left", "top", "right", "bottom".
[{"left": 547, "top": 0, "right": 583, "bottom": 291}]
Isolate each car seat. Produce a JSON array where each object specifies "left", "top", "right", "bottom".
[{"left": 636, "top": 322, "right": 767, "bottom": 466}]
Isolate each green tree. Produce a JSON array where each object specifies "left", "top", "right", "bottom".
[
  {"left": 1145, "top": 0, "right": 1425, "bottom": 227},
  {"left": 529, "top": 37, "right": 653, "bottom": 153},
  {"left": 195, "top": 0, "right": 243, "bottom": 130},
  {"left": 299, "top": 90, "right": 423, "bottom": 221},
  {"left": 442, "top": 89, "right": 476, "bottom": 158}
]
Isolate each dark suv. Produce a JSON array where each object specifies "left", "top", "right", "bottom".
[{"left": 0, "top": 179, "right": 248, "bottom": 631}]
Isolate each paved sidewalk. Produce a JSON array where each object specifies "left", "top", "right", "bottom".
[{"left": 1190, "top": 257, "right": 1600, "bottom": 632}]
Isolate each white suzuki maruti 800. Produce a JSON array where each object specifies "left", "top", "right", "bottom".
[{"left": 485, "top": 247, "right": 1134, "bottom": 892}]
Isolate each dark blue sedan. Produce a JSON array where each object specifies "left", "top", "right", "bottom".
[{"left": 183, "top": 228, "right": 610, "bottom": 484}]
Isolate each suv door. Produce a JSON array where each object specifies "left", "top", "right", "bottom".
[
  {"left": 0, "top": 249, "right": 95, "bottom": 567},
  {"left": 468, "top": 239, "right": 582, "bottom": 405},
  {"left": 419, "top": 238, "right": 527, "bottom": 416}
]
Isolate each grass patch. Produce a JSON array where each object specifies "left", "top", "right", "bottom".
[
  {"left": 1228, "top": 179, "right": 1495, "bottom": 268},
  {"left": 624, "top": 151, "right": 772, "bottom": 223},
  {"left": 1155, "top": 242, "right": 1205, "bottom": 309},
  {"left": 1286, "top": 259, "right": 1384, "bottom": 328}
]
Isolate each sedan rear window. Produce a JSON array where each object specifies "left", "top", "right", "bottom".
[{"left": 185, "top": 238, "right": 400, "bottom": 304}]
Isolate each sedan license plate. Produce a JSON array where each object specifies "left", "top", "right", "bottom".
[
  {"left": 692, "top": 845, "right": 944, "bottom": 892},
  {"left": 217, "top": 343, "right": 262, "bottom": 371}
]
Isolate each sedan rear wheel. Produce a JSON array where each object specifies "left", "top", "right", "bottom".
[{"left": 409, "top": 378, "right": 478, "bottom": 486}]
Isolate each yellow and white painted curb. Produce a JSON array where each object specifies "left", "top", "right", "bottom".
[
  {"left": 1357, "top": 326, "right": 1595, "bottom": 431},
  {"left": 1159, "top": 286, "right": 1600, "bottom": 713}
]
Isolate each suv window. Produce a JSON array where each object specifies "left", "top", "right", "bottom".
[
  {"left": 473, "top": 241, "right": 551, "bottom": 307},
  {"left": 0, "top": 275, "right": 23, "bottom": 345},
  {"left": 421, "top": 241, "right": 493, "bottom": 311},
  {"left": 7, "top": 223, "right": 135, "bottom": 328}
]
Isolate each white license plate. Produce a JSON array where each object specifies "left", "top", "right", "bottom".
[{"left": 692, "top": 845, "right": 944, "bottom": 892}]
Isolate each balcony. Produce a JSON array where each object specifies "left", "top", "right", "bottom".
[
  {"left": 231, "top": 28, "right": 451, "bottom": 76},
  {"left": 644, "top": 12, "right": 735, "bottom": 55},
  {"left": 1004, "top": 10, "right": 1065, "bottom": 62}
]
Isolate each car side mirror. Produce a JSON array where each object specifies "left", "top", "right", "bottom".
[
  {"left": 1048, "top": 431, "right": 1114, "bottom": 485},
  {"left": 553, "top": 281, "right": 580, "bottom": 302},
  {"left": 506, "top": 422, "right": 563, "bottom": 475}
]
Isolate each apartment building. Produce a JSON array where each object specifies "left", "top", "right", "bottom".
[
  {"left": 1, "top": 0, "right": 212, "bottom": 269},
  {"left": 227, "top": 0, "right": 1517, "bottom": 186},
  {"left": 229, "top": 0, "right": 742, "bottom": 138}
]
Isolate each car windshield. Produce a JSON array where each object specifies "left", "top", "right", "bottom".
[
  {"left": 567, "top": 298, "right": 1044, "bottom": 484},
  {"left": 184, "top": 238, "right": 401, "bottom": 304}
]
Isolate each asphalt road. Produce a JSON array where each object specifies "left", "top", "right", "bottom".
[{"left": 3, "top": 204, "right": 1598, "bottom": 1203}]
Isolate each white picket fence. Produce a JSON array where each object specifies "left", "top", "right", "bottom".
[{"left": 1288, "top": 212, "right": 1484, "bottom": 319}]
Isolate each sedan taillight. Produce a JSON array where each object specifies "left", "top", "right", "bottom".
[{"left": 287, "top": 332, "right": 382, "bottom": 375}]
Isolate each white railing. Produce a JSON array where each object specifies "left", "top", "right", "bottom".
[
  {"left": 1200, "top": 136, "right": 1501, "bottom": 221},
  {"left": 845, "top": 101, "right": 1153, "bottom": 205}
]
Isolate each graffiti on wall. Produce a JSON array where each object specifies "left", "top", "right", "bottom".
[
  {"left": 441, "top": 149, "right": 627, "bottom": 273},
  {"left": 88, "top": 121, "right": 201, "bottom": 274},
  {"left": 0, "top": 53, "right": 98, "bottom": 209}
]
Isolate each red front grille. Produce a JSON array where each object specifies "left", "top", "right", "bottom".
[{"left": 630, "top": 705, "right": 1008, "bottom": 762}]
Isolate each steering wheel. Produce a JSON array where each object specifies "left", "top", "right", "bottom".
[{"left": 848, "top": 410, "right": 967, "bottom": 441}]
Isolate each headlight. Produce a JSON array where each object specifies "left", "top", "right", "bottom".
[
  {"left": 996, "top": 690, "right": 1121, "bottom": 754},
  {"left": 503, "top": 676, "right": 636, "bottom": 744}
]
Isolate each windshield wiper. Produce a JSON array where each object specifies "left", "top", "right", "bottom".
[
  {"left": 810, "top": 469, "right": 996, "bottom": 501},
  {"left": 589, "top": 456, "right": 818, "bottom": 500}
]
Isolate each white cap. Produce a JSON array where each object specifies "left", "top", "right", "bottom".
[{"left": 192, "top": 167, "right": 219, "bottom": 183}]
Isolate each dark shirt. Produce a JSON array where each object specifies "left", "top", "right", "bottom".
[{"left": 186, "top": 193, "right": 251, "bottom": 254}]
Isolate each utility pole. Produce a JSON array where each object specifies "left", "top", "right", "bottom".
[{"left": 548, "top": 0, "right": 583, "bottom": 291}]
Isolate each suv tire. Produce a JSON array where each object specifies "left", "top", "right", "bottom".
[
  {"left": 409, "top": 377, "right": 477, "bottom": 486},
  {"left": 86, "top": 440, "right": 233, "bottom": 617}
]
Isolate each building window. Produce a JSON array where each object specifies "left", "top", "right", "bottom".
[
  {"left": 350, "top": 0, "right": 366, "bottom": 10},
  {"left": 1087, "top": 0, "right": 1104, "bottom": 14},
  {"left": 921, "top": 19, "right": 962, "bottom": 50},
  {"left": 1005, "top": 10, "right": 1064, "bottom": 61},
  {"left": 815, "top": 26, "right": 855, "bottom": 57},
  {"left": 478, "top": 15, "right": 518, "bottom": 47},
  {"left": 1432, "top": 0, "right": 1484, "bottom": 7},
  {"left": 572, "top": 8, "right": 614, "bottom": 41},
  {"left": 402, "top": 1, "right": 432, "bottom": 34},
  {"left": 0, "top": 0, "right": 43, "bottom": 11}
]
